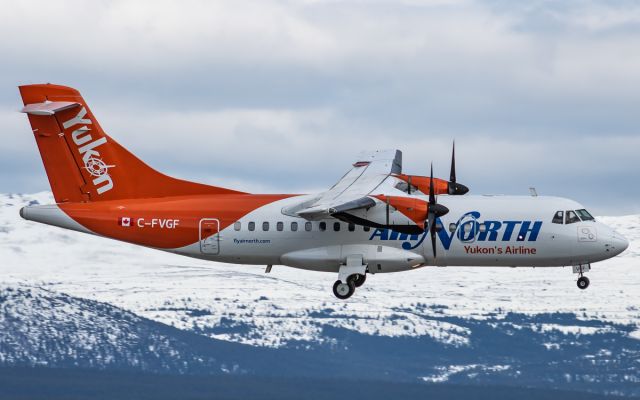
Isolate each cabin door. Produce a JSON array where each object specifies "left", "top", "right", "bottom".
[{"left": 199, "top": 218, "right": 220, "bottom": 254}]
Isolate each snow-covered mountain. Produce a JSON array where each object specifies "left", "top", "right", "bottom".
[
  {"left": 0, "top": 284, "right": 246, "bottom": 374},
  {"left": 0, "top": 193, "right": 639, "bottom": 395}
]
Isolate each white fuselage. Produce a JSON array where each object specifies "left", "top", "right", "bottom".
[{"left": 172, "top": 195, "right": 628, "bottom": 274}]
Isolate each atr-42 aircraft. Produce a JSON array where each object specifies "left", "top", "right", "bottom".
[{"left": 18, "top": 84, "right": 629, "bottom": 299}]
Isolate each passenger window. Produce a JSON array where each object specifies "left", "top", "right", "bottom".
[
  {"left": 319, "top": 222, "right": 326, "bottom": 231},
  {"left": 576, "top": 209, "right": 595, "bottom": 221},
  {"left": 348, "top": 223, "right": 355, "bottom": 232},
  {"left": 291, "top": 222, "right": 298, "bottom": 232},
  {"left": 334, "top": 222, "right": 341, "bottom": 231},
  {"left": 478, "top": 223, "right": 487, "bottom": 233},
  {"left": 234, "top": 221, "right": 241, "bottom": 231},
  {"left": 552, "top": 211, "right": 564, "bottom": 224},
  {"left": 305, "top": 222, "right": 312, "bottom": 231},
  {"left": 363, "top": 226, "right": 370, "bottom": 232},
  {"left": 276, "top": 222, "right": 283, "bottom": 231},
  {"left": 449, "top": 223, "right": 457, "bottom": 233},
  {"left": 248, "top": 222, "right": 255, "bottom": 231},
  {"left": 565, "top": 210, "right": 580, "bottom": 224},
  {"left": 262, "top": 222, "right": 269, "bottom": 231}
]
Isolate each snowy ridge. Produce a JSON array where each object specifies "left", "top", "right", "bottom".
[{"left": 0, "top": 284, "right": 240, "bottom": 373}]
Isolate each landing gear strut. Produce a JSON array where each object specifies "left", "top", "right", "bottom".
[{"left": 573, "top": 264, "right": 591, "bottom": 290}]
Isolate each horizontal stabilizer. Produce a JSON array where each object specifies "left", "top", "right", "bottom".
[{"left": 21, "top": 101, "right": 80, "bottom": 116}]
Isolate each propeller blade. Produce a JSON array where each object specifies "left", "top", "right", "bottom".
[
  {"left": 429, "top": 163, "right": 436, "bottom": 205},
  {"left": 428, "top": 212, "right": 437, "bottom": 258},
  {"left": 385, "top": 196, "right": 390, "bottom": 226},
  {"left": 428, "top": 162, "right": 443, "bottom": 258},
  {"left": 450, "top": 140, "right": 456, "bottom": 184},
  {"left": 448, "top": 141, "right": 469, "bottom": 195}
]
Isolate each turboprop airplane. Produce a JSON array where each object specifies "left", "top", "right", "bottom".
[{"left": 17, "top": 84, "right": 629, "bottom": 299}]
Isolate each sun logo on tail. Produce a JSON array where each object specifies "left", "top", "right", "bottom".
[{"left": 84, "top": 157, "right": 115, "bottom": 177}]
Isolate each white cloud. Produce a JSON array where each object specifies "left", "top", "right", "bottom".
[{"left": 1, "top": 0, "right": 639, "bottom": 214}]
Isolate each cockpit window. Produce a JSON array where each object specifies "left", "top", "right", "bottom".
[
  {"left": 565, "top": 210, "right": 580, "bottom": 224},
  {"left": 552, "top": 211, "right": 564, "bottom": 224},
  {"left": 576, "top": 209, "right": 595, "bottom": 221}
]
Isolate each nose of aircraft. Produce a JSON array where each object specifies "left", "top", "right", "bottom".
[
  {"left": 610, "top": 233, "right": 630, "bottom": 256},
  {"left": 595, "top": 222, "right": 630, "bottom": 259}
]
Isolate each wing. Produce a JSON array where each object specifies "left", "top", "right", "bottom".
[{"left": 284, "top": 149, "right": 402, "bottom": 220}]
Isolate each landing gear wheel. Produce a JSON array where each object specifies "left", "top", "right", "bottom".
[
  {"left": 333, "top": 280, "right": 356, "bottom": 300},
  {"left": 349, "top": 273, "right": 366, "bottom": 288},
  {"left": 577, "top": 276, "right": 590, "bottom": 290}
]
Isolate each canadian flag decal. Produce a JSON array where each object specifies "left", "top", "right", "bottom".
[{"left": 118, "top": 217, "right": 131, "bottom": 227}]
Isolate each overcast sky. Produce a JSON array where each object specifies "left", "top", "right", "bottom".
[{"left": 1, "top": 0, "right": 639, "bottom": 214}]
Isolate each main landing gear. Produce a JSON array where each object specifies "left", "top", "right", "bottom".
[
  {"left": 573, "top": 263, "right": 591, "bottom": 290},
  {"left": 351, "top": 273, "right": 366, "bottom": 287},
  {"left": 332, "top": 255, "right": 367, "bottom": 300},
  {"left": 332, "top": 274, "right": 366, "bottom": 300}
]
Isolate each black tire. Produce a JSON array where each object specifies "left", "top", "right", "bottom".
[
  {"left": 577, "top": 276, "right": 590, "bottom": 290},
  {"left": 349, "top": 274, "right": 366, "bottom": 288},
  {"left": 332, "top": 280, "right": 355, "bottom": 299}
]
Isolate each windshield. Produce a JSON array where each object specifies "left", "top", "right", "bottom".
[
  {"left": 565, "top": 210, "right": 581, "bottom": 224},
  {"left": 576, "top": 209, "right": 595, "bottom": 221},
  {"left": 552, "top": 211, "right": 564, "bottom": 224}
]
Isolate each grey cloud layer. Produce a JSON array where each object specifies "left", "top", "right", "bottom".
[{"left": 1, "top": 0, "right": 639, "bottom": 214}]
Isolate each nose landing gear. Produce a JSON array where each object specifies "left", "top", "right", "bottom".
[
  {"left": 577, "top": 276, "right": 590, "bottom": 290},
  {"left": 573, "top": 263, "right": 591, "bottom": 290}
]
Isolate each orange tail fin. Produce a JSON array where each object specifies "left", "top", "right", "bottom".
[{"left": 19, "top": 84, "right": 244, "bottom": 203}]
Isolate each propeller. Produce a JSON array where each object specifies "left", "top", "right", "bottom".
[
  {"left": 447, "top": 141, "right": 469, "bottom": 195},
  {"left": 426, "top": 163, "right": 449, "bottom": 258}
]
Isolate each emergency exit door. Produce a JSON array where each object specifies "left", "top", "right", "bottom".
[{"left": 199, "top": 218, "right": 220, "bottom": 254}]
